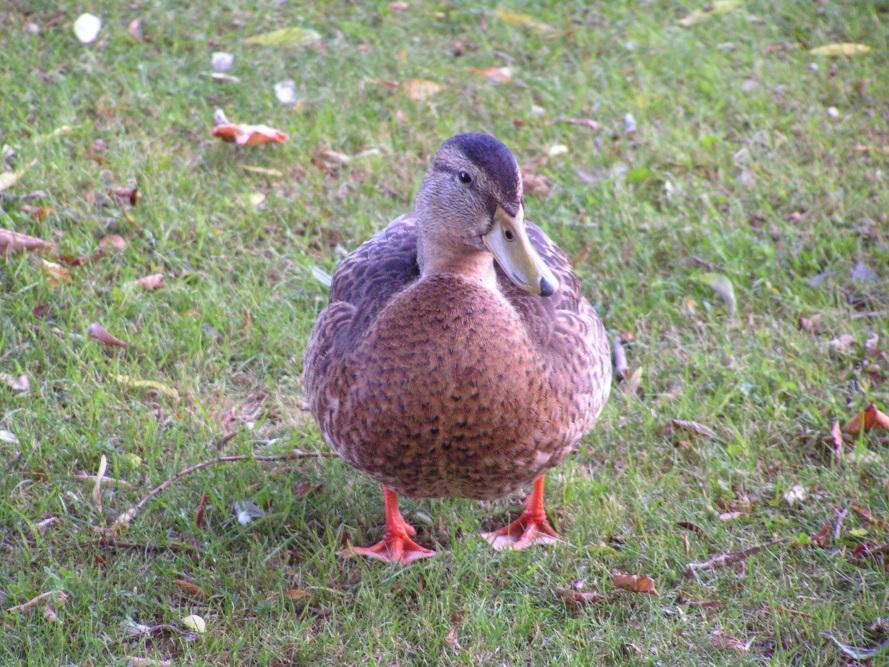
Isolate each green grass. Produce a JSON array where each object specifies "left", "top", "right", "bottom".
[{"left": 2, "top": 1, "right": 888, "bottom": 664}]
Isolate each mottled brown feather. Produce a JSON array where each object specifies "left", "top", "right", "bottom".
[{"left": 304, "top": 214, "right": 610, "bottom": 500}]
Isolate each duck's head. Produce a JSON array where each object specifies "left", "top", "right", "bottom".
[{"left": 415, "top": 133, "right": 559, "bottom": 297}]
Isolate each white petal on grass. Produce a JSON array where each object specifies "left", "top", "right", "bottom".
[
  {"left": 74, "top": 13, "right": 102, "bottom": 43},
  {"left": 211, "top": 52, "right": 234, "bottom": 72},
  {"left": 623, "top": 113, "right": 637, "bottom": 134},
  {"left": 234, "top": 500, "right": 264, "bottom": 525},
  {"left": 274, "top": 79, "right": 297, "bottom": 105},
  {"left": 0, "top": 430, "right": 18, "bottom": 444},
  {"left": 311, "top": 266, "right": 332, "bottom": 288}
]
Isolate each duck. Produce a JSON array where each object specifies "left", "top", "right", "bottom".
[{"left": 304, "top": 133, "right": 611, "bottom": 564}]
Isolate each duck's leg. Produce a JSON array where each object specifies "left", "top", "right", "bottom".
[
  {"left": 347, "top": 486, "right": 436, "bottom": 565},
  {"left": 481, "top": 475, "right": 559, "bottom": 551}
]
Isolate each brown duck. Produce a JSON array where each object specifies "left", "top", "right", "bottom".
[{"left": 304, "top": 134, "right": 611, "bottom": 563}]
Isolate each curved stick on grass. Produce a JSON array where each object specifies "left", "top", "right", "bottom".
[{"left": 105, "top": 450, "right": 333, "bottom": 536}]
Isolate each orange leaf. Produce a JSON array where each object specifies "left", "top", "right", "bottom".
[
  {"left": 211, "top": 123, "right": 288, "bottom": 146},
  {"left": 173, "top": 578, "right": 205, "bottom": 597},
  {"left": 87, "top": 322, "right": 128, "bottom": 347},
  {"left": 136, "top": 273, "right": 164, "bottom": 290},
  {"left": 611, "top": 571, "right": 659, "bottom": 596},
  {"left": 41, "top": 259, "right": 72, "bottom": 284},
  {"left": 844, "top": 403, "right": 889, "bottom": 434},
  {"left": 0, "top": 229, "right": 55, "bottom": 255},
  {"left": 466, "top": 66, "right": 513, "bottom": 84}
]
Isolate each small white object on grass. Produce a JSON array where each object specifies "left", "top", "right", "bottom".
[
  {"left": 74, "top": 13, "right": 102, "bottom": 44},
  {"left": 211, "top": 52, "right": 234, "bottom": 72},
  {"left": 623, "top": 113, "right": 637, "bottom": 134},
  {"left": 274, "top": 79, "right": 298, "bottom": 105}
]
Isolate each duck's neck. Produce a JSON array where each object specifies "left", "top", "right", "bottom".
[{"left": 417, "top": 226, "right": 498, "bottom": 291}]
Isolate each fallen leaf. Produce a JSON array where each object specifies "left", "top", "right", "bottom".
[
  {"left": 844, "top": 403, "right": 889, "bottom": 434},
  {"left": 719, "top": 512, "right": 743, "bottom": 521},
  {"left": 809, "top": 43, "right": 871, "bottom": 56},
  {"left": 611, "top": 571, "right": 658, "bottom": 596},
  {"left": 0, "top": 430, "right": 18, "bottom": 444},
  {"left": 0, "top": 373, "right": 29, "bottom": 394},
  {"left": 127, "top": 19, "right": 142, "bottom": 41},
  {"left": 0, "top": 229, "right": 55, "bottom": 254},
  {"left": 274, "top": 79, "right": 297, "bottom": 105},
  {"left": 244, "top": 26, "right": 321, "bottom": 48},
  {"left": 42, "top": 604, "right": 59, "bottom": 623},
  {"left": 823, "top": 633, "right": 889, "bottom": 660},
  {"left": 783, "top": 484, "right": 806, "bottom": 506},
  {"left": 313, "top": 148, "right": 351, "bottom": 170},
  {"left": 811, "top": 522, "right": 831, "bottom": 548},
  {"left": 850, "top": 504, "right": 887, "bottom": 530},
  {"left": 520, "top": 167, "right": 551, "bottom": 197},
  {"left": 283, "top": 589, "right": 310, "bottom": 601},
  {"left": 466, "top": 66, "right": 513, "bottom": 84},
  {"left": 173, "top": 579, "right": 205, "bottom": 598},
  {"left": 136, "top": 273, "right": 164, "bottom": 291},
  {"left": 493, "top": 8, "right": 555, "bottom": 33},
  {"left": 113, "top": 374, "right": 179, "bottom": 400},
  {"left": 710, "top": 630, "right": 752, "bottom": 652},
  {"left": 798, "top": 314, "right": 821, "bottom": 334},
  {"left": 678, "top": 0, "right": 741, "bottom": 27},
  {"left": 623, "top": 367, "right": 642, "bottom": 397},
  {"left": 389, "top": 2, "right": 410, "bottom": 11},
  {"left": 242, "top": 165, "right": 284, "bottom": 177},
  {"left": 850, "top": 260, "right": 878, "bottom": 283},
  {"left": 555, "top": 586, "right": 604, "bottom": 611},
  {"left": 403, "top": 79, "right": 444, "bottom": 101},
  {"left": 686, "top": 539, "right": 786, "bottom": 577},
  {"left": 180, "top": 614, "right": 206, "bottom": 634},
  {"left": 623, "top": 113, "right": 637, "bottom": 134},
  {"left": 234, "top": 500, "right": 264, "bottom": 525},
  {"left": 830, "top": 420, "right": 844, "bottom": 463},
  {"left": 41, "top": 259, "right": 72, "bottom": 285},
  {"left": 195, "top": 491, "right": 209, "bottom": 529},
  {"left": 697, "top": 272, "right": 736, "bottom": 315},
  {"left": 74, "top": 13, "right": 101, "bottom": 44},
  {"left": 111, "top": 187, "right": 140, "bottom": 207},
  {"left": 87, "top": 323, "right": 128, "bottom": 347},
  {"left": 21, "top": 204, "right": 53, "bottom": 221},
  {"left": 611, "top": 336, "right": 628, "bottom": 379},
  {"left": 829, "top": 334, "right": 855, "bottom": 354},
  {"left": 211, "top": 122, "right": 288, "bottom": 146}
]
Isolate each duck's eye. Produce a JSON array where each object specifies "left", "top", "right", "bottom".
[
  {"left": 458, "top": 170, "right": 472, "bottom": 184},
  {"left": 504, "top": 229, "right": 515, "bottom": 241}
]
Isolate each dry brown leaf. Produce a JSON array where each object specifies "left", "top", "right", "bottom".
[
  {"left": 466, "top": 66, "right": 513, "bottom": 84},
  {"left": 136, "top": 273, "right": 164, "bottom": 291},
  {"left": 719, "top": 512, "right": 743, "bottom": 521},
  {"left": 99, "top": 234, "right": 128, "bottom": 251},
  {"left": 798, "top": 314, "right": 821, "bottom": 334},
  {"left": 173, "top": 579, "right": 205, "bottom": 598},
  {"left": 623, "top": 367, "right": 642, "bottom": 397},
  {"left": 211, "top": 122, "right": 288, "bottom": 145},
  {"left": 844, "top": 403, "right": 889, "bottom": 434},
  {"left": 87, "top": 323, "right": 128, "bottom": 347},
  {"left": 0, "top": 373, "right": 29, "bottom": 393},
  {"left": 21, "top": 204, "right": 53, "bottom": 221},
  {"left": 711, "top": 630, "right": 752, "bottom": 652},
  {"left": 811, "top": 522, "right": 831, "bottom": 548},
  {"left": 283, "top": 589, "right": 310, "bottom": 601},
  {"left": 555, "top": 586, "right": 604, "bottom": 611},
  {"left": 127, "top": 19, "right": 142, "bottom": 40},
  {"left": 111, "top": 187, "right": 140, "bottom": 206},
  {"left": 520, "top": 166, "right": 551, "bottom": 196},
  {"left": 0, "top": 229, "right": 56, "bottom": 255},
  {"left": 91, "top": 455, "right": 108, "bottom": 510},
  {"left": 611, "top": 571, "right": 658, "bottom": 596},
  {"left": 403, "top": 79, "right": 444, "bottom": 101},
  {"left": 851, "top": 504, "right": 887, "bottom": 530},
  {"left": 830, "top": 420, "right": 844, "bottom": 463},
  {"left": 41, "top": 259, "right": 72, "bottom": 284}
]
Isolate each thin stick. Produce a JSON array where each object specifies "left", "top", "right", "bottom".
[
  {"left": 6, "top": 590, "right": 67, "bottom": 614},
  {"left": 105, "top": 450, "right": 332, "bottom": 536},
  {"left": 686, "top": 538, "right": 787, "bottom": 578}
]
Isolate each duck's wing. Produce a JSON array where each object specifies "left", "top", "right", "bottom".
[
  {"left": 303, "top": 215, "right": 419, "bottom": 399},
  {"left": 497, "top": 221, "right": 611, "bottom": 398}
]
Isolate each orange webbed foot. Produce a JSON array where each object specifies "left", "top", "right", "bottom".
[
  {"left": 346, "top": 487, "right": 436, "bottom": 565},
  {"left": 481, "top": 475, "right": 560, "bottom": 552}
]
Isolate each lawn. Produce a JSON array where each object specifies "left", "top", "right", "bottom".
[{"left": 1, "top": 1, "right": 888, "bottom": 664}]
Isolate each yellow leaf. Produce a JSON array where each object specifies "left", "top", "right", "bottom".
[
  {"left": 244, "top": 26, "right": 321, "bottom": 47},
  {"left": 494, "top": 8, "right": 555, "bottom": 33},
  {"left": 242, "top": 165, "right": 284, "bottom": 177},
  {"left": 678, "top": 0, "right": 741, "bottom": 27},
  {"left": 113, "top": 374, "right": 179, "bottom": 400},
  {"left": 403, "top": 79, "right": 444, "bottom": 101},
  {"left": 41, "top": 259, "right": 72, "bottom": 285},
  {"left": 809, "top": 43, "right": 871, "bottom": 56}
]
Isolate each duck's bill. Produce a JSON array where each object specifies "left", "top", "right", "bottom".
[{"left": 482, "top": 205, "right": 559, "bottom": 297}]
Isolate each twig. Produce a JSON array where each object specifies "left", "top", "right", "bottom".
[
  {"left": 73, "top": 472, "right": 133, "bottom": 488},
  {"left": 686, "top": 538, "right": 787, "bottom": 578},
  {"left": 105, "top": 450, "right": 332, "bottom": 536},
  {"left": 5, "top": 590, "right": 67, "bottom": 614}
]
